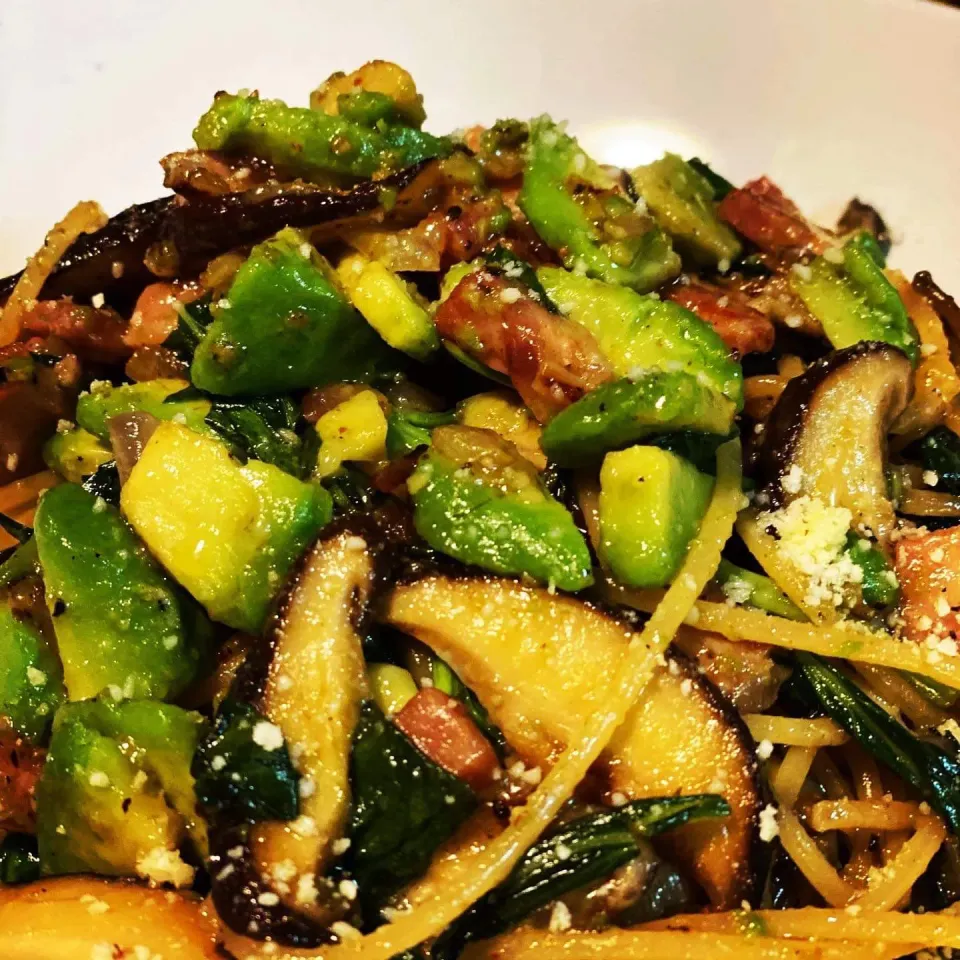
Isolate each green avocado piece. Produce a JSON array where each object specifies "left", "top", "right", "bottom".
[
  {"left": 191, "top": 230, "right": 399, "bottom": 396},
  {"left": 630, "top": 153, "right": 742, "bottom": 267},
  {"left": 789, "top": 232, "right": 919, "bottom": 365},
  {"left": 121, "top": 422, "right": 332, "bottom": 632},
  {"left": 36, "top": 698, "right": 203, "bottom": 878},
  {"left": 0, "top": 605, "right": 64, "bottom": 742},
  {"left": 34, "top": 484, "right": 211, "bottom": 702},
  {"left": 519, "top": 117, "right": 680, "bottom": 293},
  {"left": 537, "top": 267, "right": 743, "bottom": 408},
  {"left": 409, "top": 426, "right": 593, "bottom": 591},
  {"left": 75, "top": 379, "right": 211, "bottom": 441},
  {"left": 193, "top": 92, "right": 450, "bottom": 183},
  {"left": 598, "top": 445, "right": 714, "bottom": 588},
  {"left": 42, "top": 427, "right": 113, "bottom": 484},
  {"left": 540, "top": 373, "right": 736, "bottom": 467}
]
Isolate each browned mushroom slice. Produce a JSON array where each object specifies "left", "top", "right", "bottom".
[{"left": 384, "top": 574, "right": 759, "bottom": 909}]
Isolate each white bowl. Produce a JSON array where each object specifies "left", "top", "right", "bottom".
[{"left": 1, "top": 0, "right": 958, "bottom": 288}]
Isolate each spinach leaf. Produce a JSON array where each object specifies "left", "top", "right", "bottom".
[
  {"left": 686, "top": 158, "right": 734, "bottom": 201},
  {"left": 167, "top": 296, "right": 215, "bottom": 360},
  {"left": 204, "top": 396, "right": 303, "bottom": 476},
  {"left": 341, "top": 700, "right": 476, "bottom": 925},
  {"left": 81, "top": 461, "right": 121, "bottom": 506},
  {"left": 323, "top": 466, "right": 377, "bottom": 516},
  {"left": 797, "top": 653, "right": 960, "bottom": 832},
  {"left": 432, "top": 659, "right": 508, "bottom": 760},
  {"left": 0, "top": 512, "right": 31, "bottom": 545},
  {"left": 0, "top": 833, "right": 40, "bottom": 884},
  {"left": 920, "top": 427, "right": 960, "bottom": 496},
  {"left": 433, "top": 794, "right": 729, "bottom": 960},
  {"left": 192, "top": 699, "right": 300, "bottom": 826},
  {"left": 385, "top": 409, "right": 456, "bottom": 460}
]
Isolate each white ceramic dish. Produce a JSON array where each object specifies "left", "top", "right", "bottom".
[{"left": 1, "top": 0, "right": 958, "bottom": 288}]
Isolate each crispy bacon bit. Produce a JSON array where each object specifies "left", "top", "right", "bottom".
[
  {"left": 668, "top": 280, "right": 775, "bottom": 355},
  {"left": 19, "top": 299, "right": 130, "bottom": 363},
  {"left": 435, "top": 270, "right": 614, "bottom": 423},
  {"left": 719, "top": 177, "right": 826, "bottom": 255},
  {"left": 125, "top": 282, "right": 202, "bottom": 348},
  {"left": 896, "top": 527, "right": 960, "bottom": 647},
  {"left": 0, "top": 732, "right": 44, "bottom": 833},
  {"left": 394, "top": 687, "right": 499, "bottom": 790},
  {"left": 125, "top": 346, "right": 188, "bottom": 382}
]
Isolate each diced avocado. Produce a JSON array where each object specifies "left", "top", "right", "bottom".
[
  {"left": 315, "top": 389, "right": 388, "bottom": 478},
  {"left": 519, "top": 117, "right": 680, "bottom": 292},
  {"left": 34, "top": 484, "right": 211, "bottom": 702},
  {"left": 0, "top": 604, "right": 64, "bottom": 742},
  {"left": 457, "top": 391, "right": 545, "bottom": 469},
  {"left": 630, "top": 153, "right": 742, "bottom": 267},
  {"left": 42, "top": 427, "right": 112, "bottom": 484},
  {"left": 409, "top": 425, "right": 593, "bottom": 591},
  {"left": 789, "top": 232, "right": 919, "bottom": 364},
  {"left": 191, "top": 230, "right": 399, "bottom": 396},
  {"left": 121, "top": 422, "right": 331, "bottom": 632},
  {"left": 537, "top": 267, "right": 743, "bottom": 408},
  {"left": 36, "top": 698, "right": 203, "bottom": 879},
  {"left": 337, "top": 253, "right": 440, "bottom": 360},
  {"left": 540, "top": 373, "right": 736, "bottom": 467},
  {"left": 598, "top": 445, "right": 713, "bottom": 588},
  {"left": 75, "top": 379, "right": 211, "bottom": 441}
]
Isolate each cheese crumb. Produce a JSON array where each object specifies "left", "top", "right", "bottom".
[
  {"left": 252, "top": 720, "right": 284, "bottom": 752},
  {"left": 88, "top": 770, "right": 110, "bottom": 788},
  {"left": 91, "top": 293, "right": 105, "bottom": 309},
  {"left": 136, "top": 846, "right": 195, "bottom": 888},
  {"left": 722, "top": 577, "right": 753, "bottom": 606},
  {"left": 338, "top": 878, "right": 358, "bottom": 901},
  {"left": 26, "top": 666, "right": 47, "bottom": 687},
  {"left": 211, "top": 754, "right": 227, "bottom": 771},
  {"left": 331, "top": 921, "right": 362, "bottom": 941},
  {"left": 756, "top": 739, "right": 774, "bottom": 760},
  {"left": 758, "top": 804, "right": 780, "bottom": 842},
  {"left": 555, "top": 843, "right": 572, "bottom": 861},
  {"left": 331, "top": 837, "right": 352, "bottom": 856},
  {"left": 923, "top": 470, "right": 940, "bottom": 487},
  {"left": 781, "top": 464, "right": 804, "bottom": 494},
  {"left": 499, "top": 286, "right": 523, "bottom": 304},
  {"left": 548, "top": 900, "right": 573, "bottom": 933},
  {"left": 90, "top": 944, "right": 115, "bottom": 960},
  {"left": 296, "top": 872, "right": 319, "bottom": 904},
  {"left": 257, "top": 892, "right": 280, "bottom": 907}
]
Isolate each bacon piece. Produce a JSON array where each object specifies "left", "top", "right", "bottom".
[
  {"left": 668, "top": 280, "right": 775, "bottom": 355},
  {"left": 394, "top": 687, "right": 499, "bottom": 791},
  {"left": 435, "top": 270, "right": 614, "bottom": 423},
  {"left": 124, "top": 281, "right": 201, "bottom": 348},
  {"left": 161, "top": 149, "right": 275, "bottom": 196},
  {"left": 896, "top": 527, "right": 960, "bottom": 646},
  {"left": 719, "top": 176, "right": 825, "bottom": 255},
  {"left": 19, "top": 299, "right": 130, "bottom": 363},
  {"left": 0, "top": 732, "right": 44, "bottom": 833}
]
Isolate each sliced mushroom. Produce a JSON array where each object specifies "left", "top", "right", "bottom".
[
  {"left": 753, "top": 341, "right": 913, "bottom": 546},
  {"left": 210, "top": 529, "right": 372, "bottom": 945},
  {"left": 384, "top": 574, "right": 760, "bottom": 908}
]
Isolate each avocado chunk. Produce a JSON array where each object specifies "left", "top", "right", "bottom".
[
  {"left": 630, "top": 153, "right": 742, "bottom": 267},
  {"left": 76, "top": 378, "right": 211, "bottom": 441},
  {"left": 0, "top": 604, "right": 64, "bottom": 742},
  {"left": 598, "top": 445, "right": 714, "bottom": 588},
  {"left": 191, "top": 230, "right": 399, "bottom": 396},
  {"left": 788, "top": 232, "right": 919, "bottom": 364},
  {"left": 36, "top": 698, "right": 203, "bottom": 880},
  {"left": 34, "top": 484, "right": 211, "bottom": 702},
  {"left": 121, "top": 422, "right": 331, "bottom": 632},
  {"left": 537, "top": 267, "right": 743, "bottom": 408},
  {"left": 409, "top": 425, "right": 593, "bottom": 591},
  {"left": 540, "top": 373, "right": 736, "bottom": 467},
  {"left": 314, "top": 389, "right": 389, "bottom": 478},
  {"left": 42, "top": 427, "right": 113, "bottom": 484},
  {"left": 336, "top": 252, "right": 440, "bottom": 361},
  {"left": 519, "top": 117, "right": 680, "bottom": 293}
]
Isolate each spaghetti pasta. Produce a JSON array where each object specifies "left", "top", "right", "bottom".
[
  {"left": 808, "top": 799, "right": 926, "bottom": 833},
  {"left": 743, "top": 715, "right": 848, "bottom": 747}
]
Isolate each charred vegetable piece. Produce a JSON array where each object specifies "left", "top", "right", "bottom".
[
  {"left": 0, "top": 833, "right": 41, "bottom": 885},
  {"left": 630, "top": 154, "right": 741, "bottom": 266},
  {"left": 193, "top": 92, "right": 449, "bottom": 183},
  {"left": 76, "top": 379, "right": 211, "bottom": 441},
  {"left": 409, "top": 425, "right": 593, "bottom": 590},
  {"left": 0, "top": 732, "right": 43, "bottom": 834},
  {"left": 310, "top": 60, "right": 426, "bottom": 128},
  {"left": 0, "top": 604, "right": 64, "bottom": 742},
  {"left": 537, "top": 268, "right": 742, "bottom": 405},
  {"left": 718, "top": 176, "right": 823, "bottom": 254},
  {"left": 42, "top": 427, "right": 112, "bottom": 484},
  {"left": 519, "top": 117, "right": 680, "bottom": 292},
  {"left": 789, "top": 233, "right": 919, "bottom": 364},
  {"left": 598, "top": 445, "right": 714, "bottom": 588},
  {"left": 36, "top": 698, "right": 203, "bottom": 880},
  {"left": 336, "top": 252, "right": 440, "bottom": 360},
  {"left": 193, "top": 699, "right": 300, "bottom": 825},
  {"left": 34, "top": 483, "right": 211, "bottom": 701},
  {"left": 540, "top": 373, "right": 736, "bottom": 468},
  {"left": 433, "top": 795, "right": 729, "bottom": 960},
  {"left": 753, "top": 342, "right": 913, "bottom": 547},
  {"left": 314, "top": 390, "right": 388, "bottom": 478},
  {"left": 121, "top": 422, "right": 331, "bottom": 632},
  {"left": 797, "top": 653, "right": 960, "bottom": 833},
  {"left": 713, "top": 560, "right": 805, "bottom": 621},
  {"left": 191, "top": 230, "right": 398, "bottom": 396},
  {"left": 920, "top": 427, "right": 960, "bottom": 496},
  {"left": 341, "top": 700, "right": 477, "bottom": 924},
  {"left": 386, "top": 575, "right": 760, "bottom": 907}
]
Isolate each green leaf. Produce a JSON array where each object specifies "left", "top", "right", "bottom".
[
  {"left": 80, "top": 461, "right": 121, "bottom": 506},
  {"left": 342, "top": 700, "right": 476, "bottom": 924},
  {"left": 385, "top": 409, "right": 456, "bottom": 460},
  {"left": 0, "top": 833, "right": 40, "bottom": 884},
  {"left": 686, "top": 158, "right": 734, "bottom": 201},
  {"left": 0, "top": 513, "right": 32, "bottom": 545},
  {"left": 920, "top": 427, "right": 960, "bottom": 497},
  {"left": 204, "top": 396, "right": 303, "bottom": 476},
  {"left": 797, "top": 653, "right": 960, "bottom": 832},
  {"left": 432, "top": 794, "right": 729, "bottom": 960},
  {"left": 192, "top": 699, "right": 300, "bottom": 826},
  {"left": 167, "top": 297, "right": 214, "bottom": 360}
]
